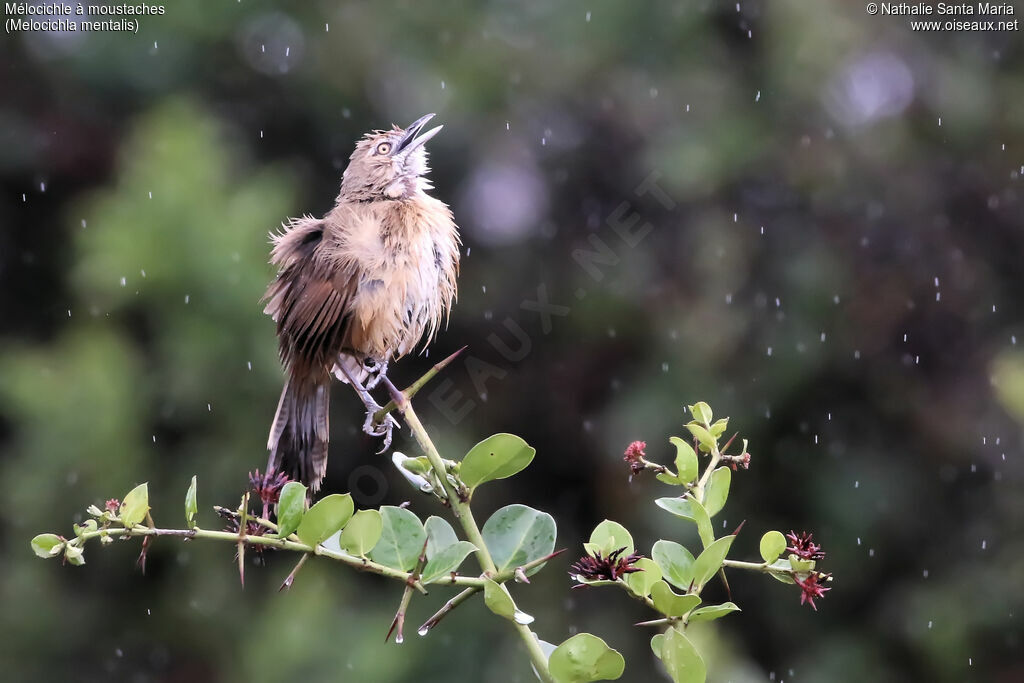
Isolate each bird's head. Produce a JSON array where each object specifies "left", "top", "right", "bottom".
[{"left": 338, "top": 113, "right": 443, "bottom": 201}]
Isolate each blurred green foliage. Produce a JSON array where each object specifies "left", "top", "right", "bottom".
[{"left": 2, "top": 1, "right": 1024, "bottom": 681}]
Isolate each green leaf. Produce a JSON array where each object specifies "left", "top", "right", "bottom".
[
  {"left": 650, "top": 581, "right": 701, "bottom": 617},
  {"left": 482, "top": 504, "right": 556, "bottom": 574},
  {"left": 685, "top": 423, "right": 716, "bottom": 452},
  {"left": 369, "top": 505, "right": 427, "bottom": 571},
  {"left": 422, "top": 541, "right": 478, "bottom": 583},
  {"left": 691, "top": 536, "right": 735, "bottom": 590},
  {"left": 549, "top": 633, "right": 625, "bottom": 682},
  {"left": 655, "top": 497, "right": 695, "bottom": 523},
  {"left": 651, "top": 540, "right": 695, "bottom": 591},
  {"left": 759, "top": 530, "right": 787, "bottom": 564},
  {"left": 703, "top": 466, "right": 731, "bottom": 517},
  {"left": 184, "top": 475, "right": 198, "bottom": 530},
  {"left": 338, "top": 508, "right": 383, "bottom": 556},
  {"left": 31, "top": 533, "right": 64, "bottom": 559},
  {"left": 120, "top": 483, "right": 150, "bottom": 528},
  {"left": 460, "top": 433, "right": 536, "bottom": 490},
  {"left": 625, "top": 558, "right": 662, "bottom": 597},
  {"left": 275, "top": 481, "right": 306, "bottom": 538},
  {"left": 688, "top": 496, "right": 715, "bottom": 548},
  {"left": 651, "top": 633, "right": 665, "bottom": 659},
  {"left": 296, "top": 493, "right": 354, "bottom": 547},
  {"left": 660, "top": 626, "right": 706, "bottom": 683},
  {"left": 73, "top": 520, "right": 97, "bottom": 537},
  {"left": 709, "top": 417, "right": 729, "bottom": 438},
  {"left": 588, "top": 519, "right": 634, "bottom": 556},
  {"left": 655, "top": 472, "right": 682, "bottom": 485},
  {"left": 483, "top": 579, "right": 533, "bottom": 624},
  {"left": 687, "top": 602, "right": 741, "bottom": 623},
  {"left": 424, "top": 515, "right": 459, "bottom": 558},
  {"left": 670, "top": 436, "right": 698, "bottom": 483},
  {"left": 689, "top": 402, "right": 713, "bottom": 425}
]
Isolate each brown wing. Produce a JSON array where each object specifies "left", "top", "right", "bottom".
[{"left": 263, "top": 216, "right": 356, "bottom": 378}]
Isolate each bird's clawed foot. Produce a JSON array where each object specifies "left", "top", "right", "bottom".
[
  {"left": 336, "top": 356, "right": 400, "bottom": 453},
  {"left": 362, "top": 399, "right": 400, "bottom": 454}
]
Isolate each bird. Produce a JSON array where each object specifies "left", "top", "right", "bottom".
[{"left": 262, "top": 114, "right": 460, "bottom": 492}]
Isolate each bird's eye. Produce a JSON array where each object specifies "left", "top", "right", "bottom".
[{"left": 375, "top": 142, "right": 392, "bottom": 155}]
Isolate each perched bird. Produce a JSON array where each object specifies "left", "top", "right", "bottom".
[{"left": 263, "top": 114, "right": 460, "bottom": 492}]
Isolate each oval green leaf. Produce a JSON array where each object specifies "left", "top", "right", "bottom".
[
  {"left": 687, "top": 496, "right": 715, "bottom": 548},
  {"left": 120, "top": 483, "right": 149, "bottom": 528},
  {"left": 651, "top": 633, "right": 665, "bottom": 660},
  {"left": 460, "top": 433, "right": 536, "bottom": 490},
  {"left": 650, "top": 581, "right": 701, "bottom": 617},
  {"left": 689, "top": 402, "right": 713, "bottom": 425},
  {"left": 296, "top": 493, "right": 354, "bottom": 547},
  {"left": 625, "top": 557, "right": 662, "bottom": 598},
  {"left": 338, "top": 508, "right": 383, "bottom": 556},
  {"left": 651, "top": 540, "right": 695, "bottom": 591},
  {"left": 588, "top": 519, "right": 633, "bottom": 556},
  {"left": 759, "top": 530, "right": 787, "bottom": 564},
  {"left": 424, "top": 515, "right": 459, "bottom": 559},
  {"left": 184, "top": 475, "right": 198, "bottom": 529},
  {"left": 422, "top": 541, "right": 478, "bottom": 583},
  {"left": 685, "top": 423, "right": 716, "bottom": 452},
  {"left": 481, "top": 504, "right": 556, "bottom": 574},
  {"left": 670, "top": 436, "right": 698, "bottom": 483},
  {"left": 369, "top": 505, "right": 427, "bottom": 571},
  {"left": 483, "top": 578, "right": 516, "bottom": 620},
  {"left": 275, "top": 481, "right": 306, "bottom": 538},
  {"left": 31, "top": 533, "right": 64, "bottom": 559},
  {"left": 703, "top": 466, "right": 731, "bottom": 517},
  {"left": 692, "top": 535, "right": 735, "bottom": 590},
  {"left": 549, "top": 633, "right": 625, "bottom": 683},
  {"left": 687, "top": 602, "right": 741, "bottom": 623},
  {"left": 660, "top": 626, "right": 706, "bottom": 683},
  {"left": 655, "top": 497, "right": 695, "bottom": 523}
]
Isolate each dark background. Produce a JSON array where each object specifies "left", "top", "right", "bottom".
[{"left": 2, "top": 1, "right": 1023, "bottom": 681}]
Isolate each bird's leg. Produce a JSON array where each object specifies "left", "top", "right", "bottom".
[
  {"left": 336, "top": 360, "right": 399, "bottom": 453},
  {"left": 365, "top": 359, "right": 389, "bottom": 390}
]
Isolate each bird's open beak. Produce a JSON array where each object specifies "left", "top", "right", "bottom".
[{"left": 396, "top": 113, "right": 443, "bottom": 154}]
